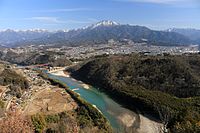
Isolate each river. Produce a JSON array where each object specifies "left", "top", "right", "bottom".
[{"left": 47, "top": 71, "right": 163, "bottom": 133}]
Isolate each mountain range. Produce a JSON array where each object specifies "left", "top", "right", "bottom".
[
  {"left": 0, "top": 20, "right": 199, "bottom": 47},
  {"left": 167, "top": 28, "right": 200, "bottom": 44}
]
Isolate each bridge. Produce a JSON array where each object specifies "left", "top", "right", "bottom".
[{"left": 48, "top": 67, "right": 66, "bottom": 73}]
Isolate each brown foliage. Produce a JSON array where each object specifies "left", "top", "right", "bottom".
[{"left": 0, "top": 111, "right": 33, "bottom": 133}]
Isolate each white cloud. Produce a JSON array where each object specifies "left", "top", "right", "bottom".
[
  {"left": 34, "top": 8, "right": 91, "bottom": 13},
  {"left": 113, "top": 0, "right": 195, "bottom": 4},
  {"left": 26, "top": 17, "right": 65, "bottom": 24},
  {"left": 65, "top": 18, "right": 99, "bottom": 24},
  {"left": 67, "top": 20, "right": 90, "bottom": 24},
  {"left": 25, "top": 17, "right": 98, "bottom": 25}
]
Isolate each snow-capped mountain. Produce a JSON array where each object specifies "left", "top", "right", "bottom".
[
  {"left": 33, "top": 20, "right": 193, "bottom": 46},
  {"left": 0, "top": 20, "right": 195, "bottom": 47},
  {"left": 78, "top": 20, "right": 120, "bottom": 30},
  {"left": 0, "top": 29, "right": 53, "bottom": 47},
  {"left": 0, "top": 29, "right": 48, "bottom": 33},
  {"left": 89, "top": 20, "right": 120, "bottom": 29}
]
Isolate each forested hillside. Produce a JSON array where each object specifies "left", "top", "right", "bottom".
[
  {"left": 71, "top": 54, "right": 200, "bottom": 133},
  {"left": 0, "top": 50, "right": 72, "bottom": 67}
]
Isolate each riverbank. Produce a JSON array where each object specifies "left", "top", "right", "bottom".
[
  {"left": 49, "top": 70, "right": 70, "bottom": 77},
  {"left": 0, "top": 67, "right": 86, "bottom": 132},
  {"left": 138, "top": 114, "right": 163, "bottom": 133},
  {"left": 50, "top": 70, "right": 90, "bottom": 89},
  {"left": 116, "top": 113, "right": 163, "bottom": 133},
  {"left": 50, "top": 70, "right": 163, "bottom": 133},
  {"left": 39, "top": 70, "right": 113, "bottom": 132}
]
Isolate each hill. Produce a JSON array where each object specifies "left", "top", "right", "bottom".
[
  {"left": 70, "top": 54, "right": 200, "bottom": 132},
  {"left": 0, "top": 50, "right": 72, "bottom": 67},
  {"left": 0, "top": 64, "right": 112, "bottom": 133}
]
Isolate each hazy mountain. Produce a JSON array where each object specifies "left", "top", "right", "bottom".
[
  {"left": 0, "top": 21, "right": 195, "bottom": 47},
  {"left": 167, "top": 28, "right": 200, "bottom": 43},
  {"left": 0, "top": 29, "right": 53, "bottom": 47}
]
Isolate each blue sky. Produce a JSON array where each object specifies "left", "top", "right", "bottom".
[{"left": 0, "top": 0, "right": 200, "bottom": 30}]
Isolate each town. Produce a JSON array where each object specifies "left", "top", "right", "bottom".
[{"left": 0, "top": 40, "right": 199, "bottom": 62}]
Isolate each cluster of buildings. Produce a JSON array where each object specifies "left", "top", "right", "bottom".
[
  {"left": 45, "top": 42, "right": 199, "bottom": 59},
  {"left": 0, "top": 40, "right": 199, "bottom": 61}
]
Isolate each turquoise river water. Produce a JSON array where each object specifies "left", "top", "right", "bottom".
[{"left": 47, "top": 72, "right": 162, "bottom": 133}]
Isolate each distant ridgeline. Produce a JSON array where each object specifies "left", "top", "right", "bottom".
[
  {"left": 0, "top": 21, "right": 198, "bottom": 47},
  {"left": 70, "top": 54, "right": 200, "bottom": 133}
]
